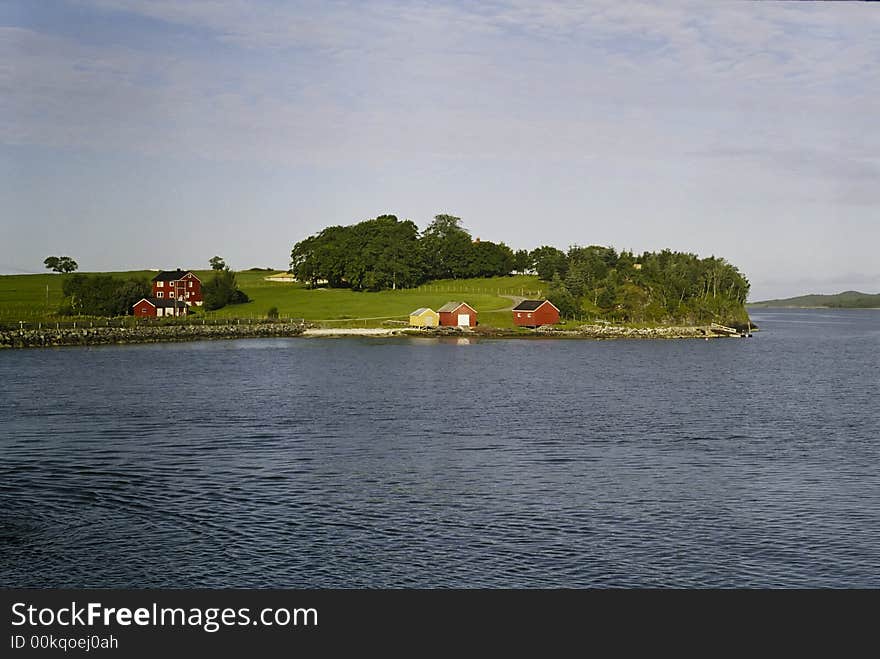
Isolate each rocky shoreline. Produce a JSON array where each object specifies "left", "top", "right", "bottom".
[
  {"left": 405, "top": 323, "right": 748, "bottom": 339},
  {"left": 464, "top": 323, "right": 742, "bottom": 340},
  {"left": 0, "top": 322, "right": 307, "bottom": 349},
  {"left": 1, "top": 321, "right": 751, "bottom": 349}
]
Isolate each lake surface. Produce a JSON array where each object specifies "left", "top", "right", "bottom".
[{"left": 1, "top": 308, "right": 879, "bottom": 588}]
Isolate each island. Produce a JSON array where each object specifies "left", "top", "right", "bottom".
[
  {"left": 748, "top": 291, "right": 880, "bottom": 309},
  {"left": 1, "top": 213, "right": 756, "bottom": 347}
]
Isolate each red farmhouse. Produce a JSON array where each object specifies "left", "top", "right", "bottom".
[
  {"left": 512, "top": 299, "right": 560, "bottom": 327},
  {"left": 438, "top": 301, "right": 478, "bottom": 327},
  {"left": 151, "top": 269, "right": 203, "bottom": 307}
]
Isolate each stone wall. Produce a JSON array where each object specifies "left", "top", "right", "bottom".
[{"left": 0, "top": 323, "right": 307, "bottom": 349}]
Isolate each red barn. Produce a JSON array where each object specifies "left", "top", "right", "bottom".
[
  {"left": 438, "top": 301, "right": 477, "bottom": 327},
  {"left": 132, "top": 298, "right": 189, "bottom": 318},
  {"left": 151, "top": 269, "right": 203, "bottom": 308},
  {"left": 512, "top": 299, "right": 560, "bottom": 327}
]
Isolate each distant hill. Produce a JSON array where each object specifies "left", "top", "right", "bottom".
[{"left": 748, "top": 290, "right": 880, "bottom": 308}]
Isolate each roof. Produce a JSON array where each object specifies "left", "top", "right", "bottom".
[
  {"left": 437, "top": 301, "right": 476, "bottom": 314},
  {"left": 132, "top": 297, "right": 187, "bottom": 309},
  {"left": 410, "top": 307, "right": 437, "bottom": 316},
  {"left": 512, "top": 299, "right": 558, "bottom": 311},
  {"left": 151, "top": 269, "right": 200, "bottom": 282}
]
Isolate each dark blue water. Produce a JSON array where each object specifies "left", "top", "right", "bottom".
[{"left": 1, "top": 308, "right": 878, "bottom": 587}]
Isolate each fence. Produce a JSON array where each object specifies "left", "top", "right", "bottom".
[{"left": 414, "top": 284, "right": 544, "bottom": 297}]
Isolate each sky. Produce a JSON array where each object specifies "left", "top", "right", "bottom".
[{"left": 1, "top": 1, "right": 878, "bottom": 301}]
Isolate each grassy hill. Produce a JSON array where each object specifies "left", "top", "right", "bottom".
[
  {"left": 0, "top": 270, "right": 544, "bottom": 328},
  {"left": 748, "top": 290, "right": 880, "bottom": 309}
]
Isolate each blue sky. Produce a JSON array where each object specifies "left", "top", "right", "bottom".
[{"left": 2, "top": 1, "right": 879, "bottom": 300}]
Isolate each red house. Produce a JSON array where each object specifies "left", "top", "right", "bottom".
[
  {"left": 132, "top": 298, "right": 189, "bottom": 318},
  {"left": 512, "top": 299, "right": 560, "bottom": 327},
  {"left": 438, "top": 301, "right": 478, "bottom": 327},
  {"left": 151, "top": 269, "right": 203, "bottom": 308}
]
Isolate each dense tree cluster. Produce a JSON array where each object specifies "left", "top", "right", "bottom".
[
  {"left": 59, "top": 274, "right": 149, "bottom": 316},
  {"left": 540, "top": 246, "right": 750, "bottom": 324},
  {"left": 289, "top": 212, "right": 750, "bottom": 325},
  {"left": 290, "top": 214, "right": 514, "bottom": 291}
]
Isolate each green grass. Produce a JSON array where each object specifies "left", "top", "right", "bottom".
[
  {"left": 0, "top": 274, "right": 65, "bottom": 320},
  {"left": 206, "top": 271, "right": 530, "bottom": 327},
  {"left": 0, "top": 271, "right": 544, "bottom": 328}
]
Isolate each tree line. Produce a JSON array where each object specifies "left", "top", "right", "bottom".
[
  {"left": 290, "top": 213, "right": 750, "bottom": 324},
  {"left": 542, "top": 245, "right": 750, "bottom": 324},
  {"left": 59, "top": 274, "right": 150, "bottom": 317},
  {"left": 290, "top": 214, "right": 516, "bottom": 290}
]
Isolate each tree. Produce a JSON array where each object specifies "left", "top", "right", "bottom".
[
  {"left": 548, "top": 274, "right": 578, "bottom": 319},
  {"left": 420, "top": 214, "right": 474, "bottom": 279},
  {"left": 209, "top": 256, "right": 226, "bottom": 271},
  {"left": 203, "top": 269, "right": 250, "bottom": 311},
  {"left": 44, "top": 256, "right": 78, "bottom": 274},
  {"left": 512, "top": 249, "right": 533, "bottom": 274},
  {"left": 530, "top": 246, "right": 568, "bottom": 281}
]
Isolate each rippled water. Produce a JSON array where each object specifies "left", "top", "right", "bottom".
[{"left": 1, "top": 308, "right": 879, "bottom": 588}]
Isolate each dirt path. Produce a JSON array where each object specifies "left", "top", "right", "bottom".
[{"left": 494, "top": 294, "right": 526, "bottom": 311}]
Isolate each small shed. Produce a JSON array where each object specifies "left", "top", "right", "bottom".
[
  {"left": 438, "top": 301, "right": 478, "bottom": 327},
  {"left": 409, "top": 307, "right": 440, "bottom": 328},
  {"left": 512, "top": 299, "right": 560, "bottom": 327},
  {"left": 132, "top": 298, "right": 189, "bottom": 318}
]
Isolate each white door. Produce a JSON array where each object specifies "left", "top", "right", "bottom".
[{"left": 457, "top": 313, "right": 470, "bottom": 326}]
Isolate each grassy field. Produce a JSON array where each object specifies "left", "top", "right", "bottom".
[
  {"left": 0, "top": 270, "right": 194, "bottom": 322},
  {"left": 0, "top": 270, "right": 546, "bottom": 328}
]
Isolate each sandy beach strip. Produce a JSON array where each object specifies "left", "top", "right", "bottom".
[{"left": 301, "top": 328, "right": 395, "bottom": 337}]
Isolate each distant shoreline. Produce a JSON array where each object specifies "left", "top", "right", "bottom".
[
  {"left": 747, "top": 305, "right": 880, "bottom": 310},
  {"left": 748, "top": 290, "right": 880, "bottom": 309}
]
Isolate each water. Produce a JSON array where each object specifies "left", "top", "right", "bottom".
[{"left": 1, "top": 308, "right": 878, "bottom": 588}]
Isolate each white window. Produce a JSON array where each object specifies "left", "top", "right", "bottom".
[
  {"left": 169, "top": 292, "right": 175, "bottom": 298},
  {"left": 188, "top": 281, "right": 193, "bottom": 288},
  {"left": 517, "top": 313, "right": 522, "bottom": 317},
  {"left": 157, "top": 281, "right": 164, "bottom": 288},
  {"left": 185, "top": 293, "right": 190, "bottom": 298},
  {"left": 528, "top": 313, "right": 533, "bottom": 318},
  {"left": 157, "top": 291, "right": 164, "bottom": 298}
]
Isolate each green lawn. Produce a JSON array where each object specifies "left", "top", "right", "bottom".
[
  {"left": 206, "top": 271, "right": 541, "bottom": 328},
  {"left": 0, "top": 270, "right": 545, "bottom": 328}
]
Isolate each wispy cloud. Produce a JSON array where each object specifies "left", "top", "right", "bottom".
[
  {"left": 5, "top": 1, "right": 878, "bottom": 166},
  {"left": 2, "top": 1, "right": 879, "bottom": 278}
]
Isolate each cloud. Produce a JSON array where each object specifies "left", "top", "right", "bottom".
[{"left": 3, "top": 0, "right": 879, "bottom": 169}]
